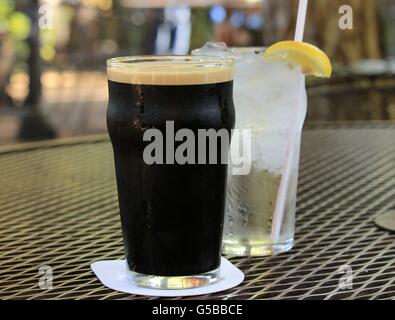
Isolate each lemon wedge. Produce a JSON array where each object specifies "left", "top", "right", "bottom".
[{"left": 263, "top": 41, "right": 332, "bottom": 78}]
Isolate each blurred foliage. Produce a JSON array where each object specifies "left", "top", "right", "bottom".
[
  {"left": 40, "top": 12, "right": 58, "bottom": 63},
  {"left": 0, "top": 0, "right": 14, "bottom": 19},
  {"left": 0, "top": 0, "right": 31, "bottom": 40},
  {"left": 0, "top": 0, "right": 31, "bottom": 61},
  {"left": 8, "top": 12, "right": 31, "bottom": 40}
]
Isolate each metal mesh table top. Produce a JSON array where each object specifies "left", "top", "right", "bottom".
[{"left": 0, "top": 123, "right": 394, "bottom": 300}]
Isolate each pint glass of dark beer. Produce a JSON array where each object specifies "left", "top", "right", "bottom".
[{"left": 106, "top": 56, "right": 235, "bottom": 289}]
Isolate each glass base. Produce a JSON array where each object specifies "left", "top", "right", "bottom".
[
  {"left": 126, "top": 267, "right": 220, "bottom": 290},
  {"left": 223, "top": 240, "right": 294, "bottom": 257}
]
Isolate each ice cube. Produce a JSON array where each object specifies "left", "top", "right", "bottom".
[{"left": 191, "top": 41, "right": 229, "bottom": 57}]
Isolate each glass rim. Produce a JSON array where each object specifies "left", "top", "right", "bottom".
[
  {"left": 231, "top": 46, "right": 266, "bottom": 53},
  {"left": 191, "top": 46, "right": 267, "bottom": 60},
  {"left": 195, "top": 46, "right": 266, "bottom": 52},
  {"left": 190, "top": 47, "right": 293, "bottom": 66},
  {"left": 107, "top": 55, "right": 233, "bottom": 70}
]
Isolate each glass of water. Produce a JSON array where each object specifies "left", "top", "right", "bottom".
[{"left": 193, "top": 43, "right": 307, "bottom": 256}]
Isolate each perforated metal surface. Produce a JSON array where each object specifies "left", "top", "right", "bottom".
[{"left": 0, "top": 123, "right": 394, "bottom": 300}]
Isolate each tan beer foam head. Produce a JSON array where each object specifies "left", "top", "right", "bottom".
[{"left": 107, "top": 57, "right": 233, "bottom": 85}]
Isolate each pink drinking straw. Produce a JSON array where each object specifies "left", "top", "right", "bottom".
[{"left": 271, "top": 0, "right": 309, "bottom": 242}]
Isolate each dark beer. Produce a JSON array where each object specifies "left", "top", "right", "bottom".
[{"left": 106, "top": 56, "right": 234, "bottom": 289}]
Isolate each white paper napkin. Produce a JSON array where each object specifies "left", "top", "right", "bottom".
[{"left": 91, "top": 257, "right": 244, "bottom": 297}]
